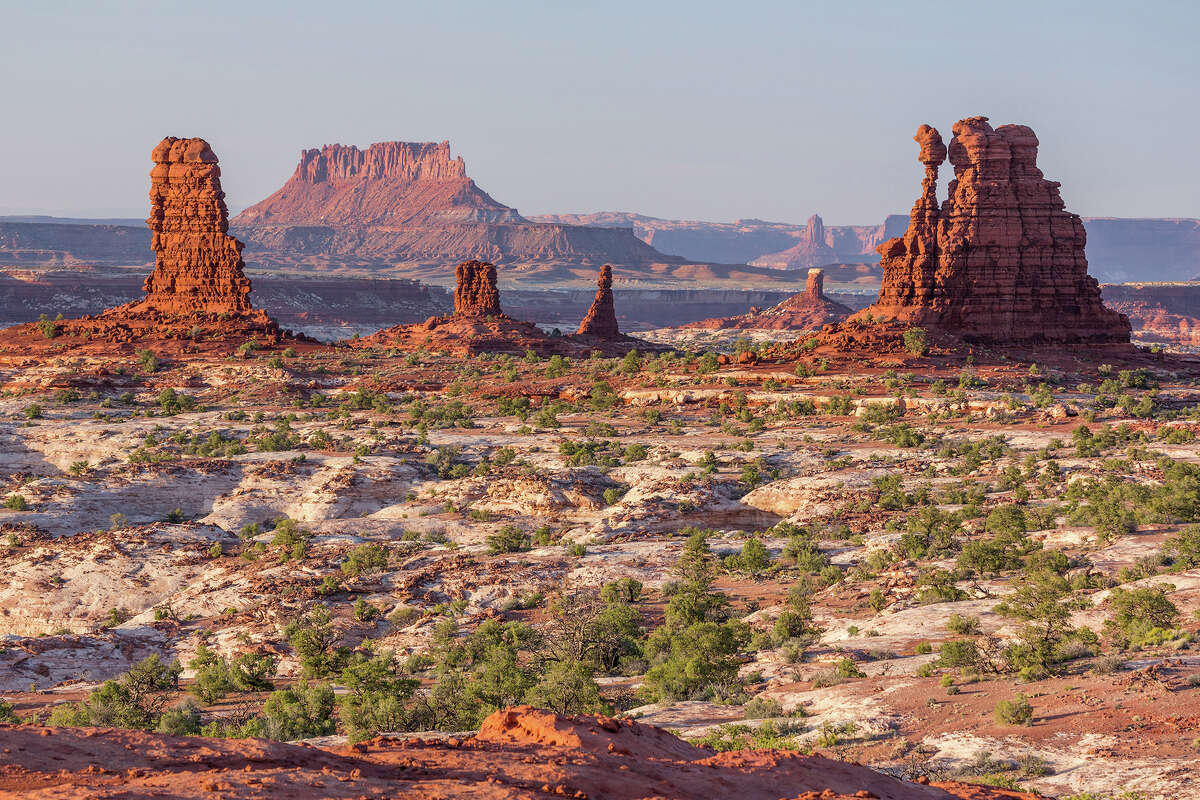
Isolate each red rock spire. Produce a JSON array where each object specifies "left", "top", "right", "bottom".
[
  {"left": 865, "top": 117, "right": 1129, "bottom": 344},
  {"left": 135, "top": 137, "right": 253, "bottom": 315},
  {"left": 577, "top": 264, "right": 620, "bottom": 339}
]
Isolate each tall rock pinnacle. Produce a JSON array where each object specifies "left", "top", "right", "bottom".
[
  {"left": 577, "top": 264, "right": 620, "bottom": 339},
  {"left": 453, "top": 260, "right": 503, "bottom": 317},
  {"left": 135, "top": 137, "right": 253, "bottom": 315},
  {"left": 866, "top": 116, "right": 1130, "bottom": 345}
]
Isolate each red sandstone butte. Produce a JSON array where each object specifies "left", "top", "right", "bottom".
[
  {"left": 453, "top": 260, "right": 503, "bottom": 317},
  {"left": 0, "top": 706, "right": 1041, "bottom": 800},
  {"left": 576, "top": 264, "right": 620, "bottom": 338},
  {"left": 861, "top": 116, "right": 1131, "bottom": 345},
  {"left": 686, "top": 268, "right": 851, "bottom": 330},
  {"left": 234, "top": 141, "right": 520, "bottom": 227}
]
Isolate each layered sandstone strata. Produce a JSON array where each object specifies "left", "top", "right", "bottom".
[
  {"left": 576, "top": 264, "right": 619, "bottom": 338},
  {"left": 0, "top": 137, "right": 293, "bottom": 356},
  {"left": 861, "top": 117, "right": 1130, "bottom": 345},
  {"left": 133, "top": 137, "right": 253, "bottom": 315},
  {"left": 230, "top": 141, "right": 677, "bottom": 268},
  {"left": 453, "top": 260, "right": 503, "bottom": 316}
]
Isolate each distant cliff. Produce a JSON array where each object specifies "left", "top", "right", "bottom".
[
  {"left": 530, "top": 212, "right": 909, "bottom": 268},
  {"left": 532, "top": 211, "right": 1200, "bottom": 282}
]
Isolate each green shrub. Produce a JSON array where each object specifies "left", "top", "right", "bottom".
[
  {"left": 486, "top": 525, "right": 531, "bottom": 554},
  {"left": 903, "top": 327, "right": 928, "bottom": 357},
  {"left": 341, "top": 542, "right": 388, "bottom": 576},
  {"left": 743, "top": 695, "right": 785, "bottom": 719},
  {"left": 994, "top": 694, "right": 1033, "bottom": 726},
  {"left": 262, "top": 682, "right": 336, "bottom": 740}
]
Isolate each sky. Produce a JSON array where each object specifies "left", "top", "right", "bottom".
[{"left": 1, "top": 0, "right": 1197, "bottom": 226}]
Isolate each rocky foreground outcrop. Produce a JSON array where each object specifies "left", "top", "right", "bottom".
[
  {"left": 857, "top": 117, "right": 1131, "bottom": 345},
  {"left": 231, "top": 141, "right": 678, "bottom": 268},
  {"left": 0, "top": 706, "right": 1040, "bottom": 800},
  {"left": 684, "top": 268, "right": 852, "bottom": 330}
]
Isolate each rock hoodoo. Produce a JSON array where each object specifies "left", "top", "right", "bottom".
[
  {"left": 361, "top": 260, "right": 658, "bottom": 357},
  {"left": 133, "top": 137, "right": 253, "bottom": 315},
  {"left": 748, "top": 214, "right": 838, "bottom": 269},
  {"left": 576, "top": 264, "right": 620, "bottom": 338},
  {"left": 861, "top": 116, "right": 1130, "bottom": 345},
  {"left": 453, "top": 260, "right": 503, "bottom": 317},
  {"left": 0, "top": 136, "right": 297, "bottom": 357}
]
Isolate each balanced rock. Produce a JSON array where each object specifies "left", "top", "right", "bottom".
[
  {"left": 453, "top": 260, "right": 503, "bottom": 317},
  {"left": 864, "top": 116, "right": 1130, "bottom": 345},
  {"left": 577, "top": 264, "right": 619, "bottom": 338},
  {"left": 133, "top": 137, "right": 253, "bottom": 315}
]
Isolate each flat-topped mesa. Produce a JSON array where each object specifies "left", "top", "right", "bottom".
[
  {"left": 295, "top": 141, "right": 467, "bottom": 183},
  {"left": 134, "top": 136, "right": 253, "bottom": 315},
  {"left": 453, "top": 260, "right": 503, "bottom": 317},
  {"left": 863, "top": 116, "right": 1130, "bottom": 345},
  {"left": 233, "top": 140, "right": 524, "bottom": 227},
  {"left": 577, "top": 264, "right": 620, "bottom": 339}
]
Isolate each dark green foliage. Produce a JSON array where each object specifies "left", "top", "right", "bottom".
[
  {"left": 1104, "top": 585, "right": 1180, "bottom": 650},
  {"left": 337, "top": 651, "right": 419, "bottom": 743},
  {"left": 47, "top": 654, "right": 181, "bottom": 730},
  {"left": 263, "top": 682, "right": 336, "bottom": 740},
  {"left": 285, "top": 605, "right": 351, "bottom": 678},
  {"left": 486, "top": 525, "right": 531, "bottom": 554},
  {"left": 341, "top": 542, "right": 388, "bottom": 576}
]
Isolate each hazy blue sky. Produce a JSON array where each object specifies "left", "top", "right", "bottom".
[{"left": 2, "top": 0, "right": 1196, "bottom": 224}]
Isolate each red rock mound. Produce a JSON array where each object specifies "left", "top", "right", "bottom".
[
  {"left": 854, "top": 117, "right": 1131, "bottom": 346},
  {"left": 0, "top": 137, "right": 299, "bottom": 359},
  {"left": 685, "top": 268, "right": 851, "bottom": 330},
  {"left": 576, "top": 264, "right": 620, "bottom": 339},
  {"left": 0, "top": 707, "right": 1043, "bottom": 800}
]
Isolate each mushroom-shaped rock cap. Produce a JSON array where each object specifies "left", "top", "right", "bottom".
[
  {"left": 152, "top": 137, "right": 219, "bottom": 165},
  {"left": 914, "top": 125, "right": 946, "bottom": 166}
]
